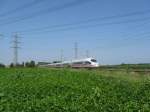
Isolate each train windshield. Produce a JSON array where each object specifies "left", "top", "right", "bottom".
[{"left": 91, "top": 59, "right": 97, "bottom": 62}]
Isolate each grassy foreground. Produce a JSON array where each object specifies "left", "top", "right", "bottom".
[{"left": 0, "top": 68, "right": 150, "bottom": 112}]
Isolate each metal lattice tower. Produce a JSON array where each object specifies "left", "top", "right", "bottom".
[{"left": 12, "top": 33, "right": 20, "bottom": 66}]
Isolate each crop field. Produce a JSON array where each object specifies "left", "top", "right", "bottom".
[{"left": 0, "top": 68, "right": 150, "bottom": 112}]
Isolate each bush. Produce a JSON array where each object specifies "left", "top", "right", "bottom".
[
  {"left": 0, "top": 63, "right": 5, "bottom": 68},
  {"left": 25, "top": 61, "right": 36, "bottom": 67}
]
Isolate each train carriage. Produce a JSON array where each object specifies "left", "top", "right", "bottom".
[{"left": 39, "top": 58, "right": 99, "bottom": 68}]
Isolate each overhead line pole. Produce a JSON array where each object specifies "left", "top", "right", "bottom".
[
  {"left": 86, "top": 50, "right": 89, "bottom": 58},
  {"left": 60, "top": 49, "right": 63, "bottom": 62},
  {"left": 0, "top": 34, "right": 4, "bottom": 63},
  {"left": 74, "top": 42, "right": 78, "bottom": 59}
]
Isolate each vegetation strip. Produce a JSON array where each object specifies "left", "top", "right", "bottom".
[{"left": 0, "top": 68, "right": 150, "bottom": 111}]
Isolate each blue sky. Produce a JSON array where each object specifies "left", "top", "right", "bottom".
[{"left": 0, "top": 0, "right": 150, "bottom": 65}]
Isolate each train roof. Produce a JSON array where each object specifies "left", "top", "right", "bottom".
[
  {"left": 64, "top": 57, "right": 95, "bottom": 63},
  {"left": 47, "top": 57, "right": 97, "bottom": 65}
]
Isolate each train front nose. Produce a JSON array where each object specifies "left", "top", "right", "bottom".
[
  {"left": 93, "top": 63, "right": 99, "bottom": 67},
  {"left": 95, "top": 63, "right": 99, "bottom": 67}
]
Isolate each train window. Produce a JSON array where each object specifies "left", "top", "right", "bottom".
[
  {"left": 73, "top": 62, "right": 83, "bottom": 64},
  {"left": 91, "top": 59, "right": 97, "bottom": 62},
  {"left": 84, "top": 61, "right": 91, "bottom": 64}
]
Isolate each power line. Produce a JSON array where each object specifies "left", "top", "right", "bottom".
[
  {"left": 0, "top": 0, "right": 93, "bottom": 26},
  {"left": 91, "top": 34, "right": 150, "bottom": 51},
  {"left": 0, "top": 0, "right": 6, "bottom": 11},
  {"left": 19, "top": 16, "right": 150, "bottom": 35},
  {"left": 124, "top": 31, "right": 150, "bottom": 40},
  {"left": 120, "top": 20, "right": 150, "bottom": 40},
  {"left": 18, "top": 9, "right": 150, "bottom": 33},
  {"left": 0, "top": 0, "right": 47, "bottom": 17}
]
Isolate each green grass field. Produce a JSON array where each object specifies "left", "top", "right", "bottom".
[{"left": 0, "top": 68, "right": 150, "bottom": 112}]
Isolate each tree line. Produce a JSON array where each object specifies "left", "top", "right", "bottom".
[{"left": 0, "top": 60, "right": 36, "bottom": 68}]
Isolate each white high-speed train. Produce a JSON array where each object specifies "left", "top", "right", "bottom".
[{"left": 39, "top": 58, "right": 99, "bottom": 68}]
